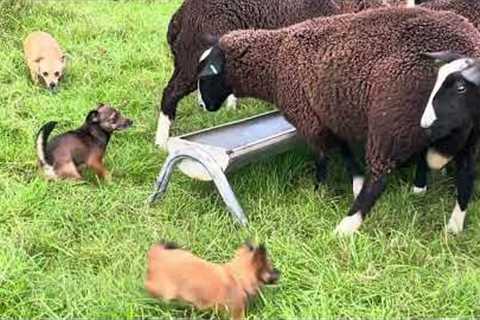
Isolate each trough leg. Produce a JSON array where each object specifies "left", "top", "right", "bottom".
[{"left": 149, "top": 149, "right": 248, "bottom": 226}]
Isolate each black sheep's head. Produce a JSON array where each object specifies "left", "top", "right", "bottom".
[
  {"left": 197, "top": 45, "right": 232, "bottom": 112},
  {"left": 421, "top": 51, "right": 480, "bottom": 142}
]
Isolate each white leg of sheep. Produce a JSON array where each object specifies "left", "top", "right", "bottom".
[{"left": 447, "top": 147, "right": 475, "bottom": 234}]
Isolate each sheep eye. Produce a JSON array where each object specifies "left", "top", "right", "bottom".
[
  {"left": 457, "top": 84, "right": 466, "bottom": 94},
  {"left": 43, "top": 72, "right": 48, "bottom": 77},
  {"left": 54, "top": 71, "right": 60, "bottom": 77}
]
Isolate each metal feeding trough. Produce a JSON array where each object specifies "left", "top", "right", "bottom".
[{"left": 148, "top": 111, "right": 301, "bottom": 226}]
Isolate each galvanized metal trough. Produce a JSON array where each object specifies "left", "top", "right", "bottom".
[{"left": 148, "top": 111, "right": 301, "bottom": 226}]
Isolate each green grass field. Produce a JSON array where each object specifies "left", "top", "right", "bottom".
[{"left": 1, "top": 0, "right": 480, "bottom": 318}]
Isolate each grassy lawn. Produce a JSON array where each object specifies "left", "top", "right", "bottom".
[{"left": 1, "top": 0, "right": 480, "bottom": 318}]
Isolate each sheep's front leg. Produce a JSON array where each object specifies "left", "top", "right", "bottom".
[
  {"left": 413, "top": 150, "right": 429, "bottom": 194},
  {"left": 335, "top": 174, "right": 387, "bottom": 236},
  {"left": 314, "top": 153, "right": 328, "bottom": 189},
  {"left": 447, "top": 147, "right": 475, "bottom": 234},
  {"left": 338, "top": 141, "right": 364, "bottom": 198},
  {"left": 156, "top": 68, "right": 196, "bottom": 149}
]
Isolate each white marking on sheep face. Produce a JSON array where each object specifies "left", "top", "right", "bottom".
[
  {"left": 426, "top": 148, "right": 452, "bottom": 170},
  {"left": 197, "top": 80, "right": 207, "bottom": 110},
  {"left": 334, "top": 212, "right": 363, "bottom": 236},
  {"left": 447, "top": 201, "right": 466, "bottom": 234},
  {"left": 421, "top": 58, "right": 472, "bottom": 129},
  {"left": 199, "top": 47, "right": 213, "bottom": 62},
  {"left": 155, "top": 112, "right": 172, "bottom": 150}
]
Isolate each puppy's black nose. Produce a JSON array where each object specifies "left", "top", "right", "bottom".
[{"left": 49, "top": 82, "right": 56, "bottom": 89}]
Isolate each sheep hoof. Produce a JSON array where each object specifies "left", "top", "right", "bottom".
[
  {"left": 155, "top": 113, "right": 172, "bottom": 150},
  {"left": 446, "top": 203, "right": 466, "bottom": 234},
  {"left": 334, "top": 212, "right": 363, "bottom": 236},
  {"left": 352, "top": 176, "right": 365, "bottom": 199},
  {"left": 412, "top": 185, "right": 427, "bottom": 194},
  {"left": 226, "top": 94, "right": 238, "bottom": 110}
]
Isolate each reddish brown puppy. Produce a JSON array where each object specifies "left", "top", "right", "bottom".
[
  {"left": 35, "top": 103, "right": 132, "bottom": 180},
  {"left": 145, "top": 241, "right": 280, "bottom": 320}
]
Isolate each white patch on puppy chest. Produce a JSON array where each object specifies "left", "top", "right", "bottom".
[
  {"left": 155, "top": 112, "right": 172, "bottom": 150},
  {"left": 199, "top": 47, "right": 213, "bottom": 62},
  {"left": 352, "top": 175, "right": 365, "bottom": 199},
  {"left": 421, "top": 58, "right": 472, "bottom": 129},
  {"left": 334, "top": 212, "right": 363, "bottom": 236},
  {"left": 447, "top": 202, "right": 466, "bottom": 234},
  {"left": 426, "top": 148, "right": 452, "bottom": 170},
  {"left": 226, "top": 94, "right": 237, "bottom": 110}
]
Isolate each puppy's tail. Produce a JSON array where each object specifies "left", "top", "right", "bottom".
[{"left": 36, "top": 121, "right": 57, "bottom": 170}]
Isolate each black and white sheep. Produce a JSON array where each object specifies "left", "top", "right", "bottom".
[
  {"left": 156, "top": 0, "right": 342, "bottom": 149},
  {"left": 196, "top": 7, "right": 480, "bottom": 235}
]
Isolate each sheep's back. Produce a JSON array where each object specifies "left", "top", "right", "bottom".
[
  {"left": 421, "top": 0, "right": 480, "bottom": 29},
  {"left": 275, "top": 7, "right": 480, "bottom": 146}
]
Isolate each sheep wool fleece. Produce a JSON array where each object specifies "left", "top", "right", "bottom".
[
  {"left": 218, "top": 7, "right": 480, "bottom": 229},
  {"left": 422, "top": 0, "right": 480, "bottom": 29}
]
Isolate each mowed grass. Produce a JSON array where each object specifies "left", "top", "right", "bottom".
[{"left": 1, "top": 0, "right": 480, "bottom": 318}]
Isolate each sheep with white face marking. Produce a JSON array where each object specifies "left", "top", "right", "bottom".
[
  {"left": 156, "top": 0, "right": 342, "bottom": 149},
  {"left": 197, "top": 7, "right": 480, "bottom": 235},
  {"left": 419, "top": 52, "right": 480, "bottom": 233}
]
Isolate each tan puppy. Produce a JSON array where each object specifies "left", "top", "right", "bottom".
[
  {"left": 145, "top": 241, "right": 280, "bottom": 320},
  {"left": 23, "top": 31, "right": 65, "bottom": 90}
]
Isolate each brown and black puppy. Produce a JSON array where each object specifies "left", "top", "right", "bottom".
[
  {"left": 35, "top": 103, "right": 132, "bottom": 180},
  {"left": 145, "top": 241, "right": 280, "bottom": 320}
]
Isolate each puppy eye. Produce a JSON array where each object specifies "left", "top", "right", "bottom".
[
  {"left": 54, "top": 72, "right": 60, "bottom": 77},
  {"left": 43, "top": 72, "right": 48, "bottom": 77}
]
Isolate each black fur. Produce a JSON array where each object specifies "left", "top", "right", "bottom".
[
  {"left": 159, "top": 240, "right": 179, "bottom": 250},
  {"left": 36, "top": 121, "right": 57, "bottom": 166}
]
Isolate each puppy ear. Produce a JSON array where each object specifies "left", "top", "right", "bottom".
[
  {"left": 252, "top": 244, "right": 267, "bottom": 265},
  {"left": 86, "top": 110, "right": 99, "bottom": 123},
  {"left": 34, "top": 57, "right": 44, "bottom": 63},
  {"left": 422, "top": 51, "right": 465, "bottom": 65}
]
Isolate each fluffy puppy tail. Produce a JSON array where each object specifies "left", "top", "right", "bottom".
[{"left": 36, "top": 121, "right": 57, "bottom": 171}]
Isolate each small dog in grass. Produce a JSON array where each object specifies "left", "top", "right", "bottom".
[
  {"left": 145, "top": 241, "right": 280, "bottom": 320},
  {"left": 35, "top": 103, "right": 133, "bottom": 181},
  {"left": 23, "top": 31, "right": 65, "bottom": 90}
]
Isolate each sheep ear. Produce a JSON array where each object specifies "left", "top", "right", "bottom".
[
  {"left": 201, "top": 33, "right": 220, "bottom": 46},
  {"left": 422, "top": 51, "right": 465, "bottom": 65},
  {"left": 461, "top": 65, "right": 480, "bottom": 86}
]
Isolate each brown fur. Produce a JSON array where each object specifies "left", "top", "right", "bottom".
[
  {"left": 36, "top": 104, "right": 132, "bottom": 181},
  {"left": 23, "top": 31, "right": 65, "bottom": 90},
  {"left": 421, "top": 0, "right": 480, "bottom": 29},
  {"left": 145, "top": 242, "right": 279, "bottom": 320}
]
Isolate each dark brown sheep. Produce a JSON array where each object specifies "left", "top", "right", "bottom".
[
  {"left": 156, "top": 0, "right": 344, "bottom": 149},
  {"left": 421, "top": 0, "right": 480, "bottom": 29},
  {"left": 197, "top": 7, "right": 480, "bottom": 235}
]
